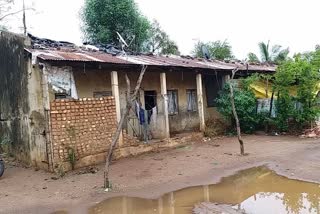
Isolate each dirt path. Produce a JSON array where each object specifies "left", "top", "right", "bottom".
[{"left": 1, "top": 135, "right": 320, "bottom": 214}]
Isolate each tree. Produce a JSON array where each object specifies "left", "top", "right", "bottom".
[
  {"left": 104, "top": 65, "right": 147, "bottom": 189},
  {"left": 229, "top": 69, "right": 245, "bottom": 155},
  {"left": 247, "top": 41, "right": 289, "bottom": 64},
  {"left": 274, "top": 49, "right": 320, "bottom": 131},
  {"left": 0, "top": 0, "right": 15, "bottom": 22},
  {"left": 192, "top": 40, "right": 234, "bottom": 60},
  {"left": 82, "top": 0, "right": 150, "bottom": 52},
  {"left": 0, "top": 0, "right": 33, "bottom": 34},
  {"left": 216, "top": 77, "right": 259, "bottom": 134},
  {"left": 145, "top": 20, "right": 179, "bottom": 55},
  {"left": 247, "top": 52, "right": 260, "bottom": 63}
]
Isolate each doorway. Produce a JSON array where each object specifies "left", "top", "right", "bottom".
[{"left": 144, "top": 91, "right": 157, "bottom": 111}]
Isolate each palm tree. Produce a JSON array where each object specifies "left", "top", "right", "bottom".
[{"left": 247, "top": 41, "right": 289, "bottom": 64}]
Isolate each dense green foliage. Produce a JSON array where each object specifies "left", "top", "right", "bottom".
[
  {"left": 216, "top": 49, "right": 320, "bottom": 133},
  {"left": 145, "top": 20, "right": 179, "bottom": 55},
  {"left": 82, "top": 0, "right": 150, "bottom": 52},
  {"left": 216, "top": 82, "right": 260, "bottom": 133},
  {"left": 193, "top": 40, "right": 234, "bottom": 60},
  {"left": 274, "top": 50, "right": 320, "bottom": 131},
  {"left": 82, "top": 0, "right": 179, "bottom": 54}
]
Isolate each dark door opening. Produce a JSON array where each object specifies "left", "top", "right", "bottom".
[
  {"left": 144, "top": 91, "right": 157, "bottom": 111},
  {"left": 144, "top": 91, "right": 157, "bottom": 126}
]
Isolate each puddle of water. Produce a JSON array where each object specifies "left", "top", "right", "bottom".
[{"left": 89, "top": 167, "right": 320, "bottom": 214}]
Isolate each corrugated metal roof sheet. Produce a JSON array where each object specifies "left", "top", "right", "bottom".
[{"left": 26, "top": 48, "right": 276, "bottom": 72}]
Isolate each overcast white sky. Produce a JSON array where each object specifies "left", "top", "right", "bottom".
[{"left": 6, "top": 0, "right": 320, "bottom": 59}]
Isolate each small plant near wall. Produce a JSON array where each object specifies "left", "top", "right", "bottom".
[
  {"left": 64, "top": 125, "right": 78, "bottom": 170},
  {"left": 55, "top": 163, "right": 66, "bottom": 178},
  {"left": 67, "top": 147, "right": 76, "bottom": 170},
  {"left": 0, "top": 136, "right": 11, "bottom": 155}
]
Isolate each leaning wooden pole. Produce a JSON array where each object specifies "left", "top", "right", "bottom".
[
  {"left": 229, "top": 68, "right": 245, "bottom": 155},
  {"left": 104, "top": 65, "right": 147, "bottom": 189}
]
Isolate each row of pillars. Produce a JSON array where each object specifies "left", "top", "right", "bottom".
[{"left": 110, "top": 71, "right": 206, "bottom": 140}]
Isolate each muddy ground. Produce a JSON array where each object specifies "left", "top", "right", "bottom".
[{"left": 0, "top": 134, "right": 320, "bottom": 214}]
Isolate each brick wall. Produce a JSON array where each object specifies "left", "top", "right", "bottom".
[{"left": 50, "top": 97, "right": 117, "bottom": 169}]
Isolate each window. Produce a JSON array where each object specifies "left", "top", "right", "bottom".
[
  {"left": 167, "top": 90, "right": 178, "bottom": 115},
  {"left": 186, "top": 89, "right": 197, "bottom": 112},
  {"left": 55, "top": 93, "right": 68, "bottom": 99},
  {"left": 93, "top": 91, "right": 112, "bottom": 98},
  {"left": 204, "top": 75, "right": 223, "bottom": 107}
]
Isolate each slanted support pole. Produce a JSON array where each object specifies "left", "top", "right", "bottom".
[
  {"left": 111, "top": 71, "right": 123, "bottom": 147},
  {"left": 196, "top": 73, "right": 205, "bottom": 132},
  {"left": 160, "top": 72, "right": 170, "bottom": 138}
]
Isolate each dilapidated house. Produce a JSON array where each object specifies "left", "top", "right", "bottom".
[{"left": 0, "top": 31, "right": 275, "bottom": 172}]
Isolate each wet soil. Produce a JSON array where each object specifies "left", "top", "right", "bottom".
[
  {"left": 88, "top": 167, "right": 320, "bottom": 214},
  {"left": 1, "top": 135, "right": 320, "bottom": 214}
]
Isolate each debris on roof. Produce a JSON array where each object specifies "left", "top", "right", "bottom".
[
  {"left": 26, "top": 34, "right": 277, "bottom": 73},
  {"left": 82, "top": 41, "right": 123, "bottom": 55},
  {"left": 28, "top": 33, "right": 77, "bottom": 50}
]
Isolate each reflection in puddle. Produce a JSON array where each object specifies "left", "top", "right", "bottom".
[{"left": 89, "top": 167, "right": 320, "bottom": 214}]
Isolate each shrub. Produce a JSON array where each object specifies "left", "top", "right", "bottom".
[
  {"left": 274, "top": 52, "right": 320, "bottom": 132},
  {"left": 216, "top": 82, "right": 259, "bottom": 133},
  {"left": 215, "top": 49, "right": 320, "bottom": 134}
]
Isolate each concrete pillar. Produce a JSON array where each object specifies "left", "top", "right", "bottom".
[
  {"left": 160, "top": 72, "right": 170, "bottom": 138},
  {"left": 203, "top": 185, "right": 210, "bottom": 202},
  {"left": 111, "top": 71, "right": 121, "bottom": 122},
  {"left": 169, "top": 192, "right": 175, "bottom": 214},
  {"left": 158, "top": 197, "right": 163, "bottom": 214},
  {"left": 111, "top": 71, "right": 123, "bottom": 147},
  {"left": 122, "top": 197, "right": 128, "bottom": 214},
  {"left": 196, "top": 73, "right": 206, "bottom": 132}
]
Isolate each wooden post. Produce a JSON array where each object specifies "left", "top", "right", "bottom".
[
  {"left": 111, "top": 71, "right": 123, "bottom": 147},
  {"left": 160, "top": 72, "right": 170, "bottom": 138},
  {"left": 229, "top": 69, "right": 245, "bottom": 155},
  {"left": 104, "top": 66, "right": 147, "bottom": 189},
  {"left": 196, "top": 73, "right": 205, "bottom": 132},
  {"left": 41, "top": 67, "right": 54, "bottom": 171}
]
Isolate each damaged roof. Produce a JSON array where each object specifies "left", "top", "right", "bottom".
[{"left": 25, "top": 34, "right": 276, "bottom": 73}]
